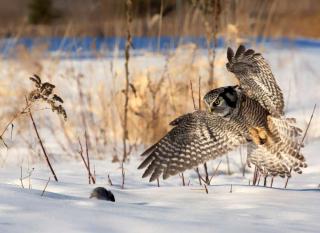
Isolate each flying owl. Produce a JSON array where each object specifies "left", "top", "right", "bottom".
[
  {"left": 203, "top": 86, "right": 306, "bottom": 177},
  {"left": 138, "top": 46, "right": 306, "bottom": 182}
]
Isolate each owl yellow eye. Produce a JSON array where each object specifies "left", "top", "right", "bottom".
[{"left": 214, "top": 99, "right": 220, "bottom": 105}]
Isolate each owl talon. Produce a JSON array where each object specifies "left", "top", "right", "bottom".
[
  {"left": 249, "top": 127, "right": 270, "bottom": 145},
  {"left": 249, "top": 128, "right": 260, "bottom": 145}
]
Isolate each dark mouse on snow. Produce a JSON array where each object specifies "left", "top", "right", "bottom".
[{"left": 90, "top": 187, "right": 115, "bottom": 202}]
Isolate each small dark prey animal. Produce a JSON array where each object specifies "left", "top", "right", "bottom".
[{"left": 90, "top": 187, "right": 115, "bottom": 202}]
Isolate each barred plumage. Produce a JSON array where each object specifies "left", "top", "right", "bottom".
[
  {"left": 203, "top": 86, "right": 306, "bottom": 178},
  {"left": 138, "top": 46, "right": 306, "bottom": 182},
  {"left": 138, "top": 111, "right": 247, "bottom": 182},
  {"left": 226, "top": 45, "right": 284, "bottom": 117}
]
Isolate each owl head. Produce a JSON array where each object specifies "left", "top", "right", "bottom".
[{"left": 203, "top": 86, "right": 240, "bottom": 117}]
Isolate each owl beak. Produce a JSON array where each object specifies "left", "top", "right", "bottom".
[{"left": 208, "top": 105, "right": 214, "bottom": 113}]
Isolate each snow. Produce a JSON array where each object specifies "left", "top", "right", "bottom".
[
  {"left": 0, "top": 45, "right": 320, "bottom": 233},
  {"left": 0, "top": 151, "right": 319, "bottom": 233}
]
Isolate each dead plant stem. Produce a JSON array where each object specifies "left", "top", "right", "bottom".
[{"left": 27, "top": 99, "right": 58, "bottom": 182}]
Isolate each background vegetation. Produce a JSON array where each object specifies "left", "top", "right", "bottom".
[
  {"left": 0, "top": 0, "right": 319, "bottom": 38},
  {"left": 0, "top": 0, "right": 318, "bottom": 181}
]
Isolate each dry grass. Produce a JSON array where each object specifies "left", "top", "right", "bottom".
[
  {"left": 0, "top": 1, "right": 317, "bottom": 183},
  {"left": 0, "top": 40, "right": 234, "bottom": 165}
]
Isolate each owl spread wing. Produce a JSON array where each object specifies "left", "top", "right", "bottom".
[
  {"left": 138, "top": 111, "right": 247, "bottom": 182},
  {"left": 226, "top": 45, "right": 284, "bottom": 116}
]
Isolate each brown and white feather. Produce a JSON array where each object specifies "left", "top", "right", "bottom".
[
  {"left": 226, "top": 45, "right": 284, "bottom": 117},
  {"left": 138, "top": 111, "right": 247, "bottom": 182}
]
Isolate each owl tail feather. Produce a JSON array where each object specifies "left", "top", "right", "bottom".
[{"left": 266, "top": 116, "right": 307, "bottom": 173}]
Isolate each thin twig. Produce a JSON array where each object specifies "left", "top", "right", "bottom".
[
  {"left": 198, "top": 75, "right": 209, "bottom": 184},
  {"left": 121, "top": 166, "right": 125, "bottom": 189},
  {"left": 208, "top": 160, "right": 222, "bottom": 184},
  {"left": 300, "top": 104, "right": 317, "bottom": 147},
  {"left": 190, "top": 80, "right": 203, "bottom": 185},
  {"left": 85, "top": 131, "right": 91, "bottom": 184},
  {"left": 263, "top": 175, "right": 268, "bottom": 187},
  {"left": 20, "top": 166, "right": 24, "bottom": 188},
  {"left": 203, "top": 184, "right": 209, "bottom": 194},
  {"left": 27, "top": 98, "right": 58, "bottom": 182},
  {"left": 78, "top": 138, "right": 96, "bottom": 184},
  {"left": 0, "top": 102, "right": 33, "bottom": 148},
  {"left": 121, "top": 0, "right": 133, "bottom": 189},
  {"left": 252, "top": 166, "right": 258, "bottom": 186},
  {"left": 257, "top": 173, "right": 261, "bottom": 186},
  {"left": 41, "top": 177, "right": 51, "bottom": 197},
  {"left": 285, "top": 104, "right": 317, "bottom": 188},
  {"left": 198, "top": 75, "right": 202, "bottom": 110},
  {"left": 226, "top": 154, "right": 231, "bottom": 175},
  {"left": 284, "top": 171, "right": 291, "bottom": 189},
  {"left": 28, "top": 163, "right": 32, "bottom": 190},
  {"left": 93, "top": 165, "right": 96, "bottom": 181},
  {"left": 157, "top": 0, "right": 164, "bottom": 51},
  {"left": 0, "top": 106, "right": 52, "bottom": 148},
  {"left": 180, "top": 173, "right": 185, "bottom": 186},
  {"left": 76, "top": 74, "right": 91, "bottom": 148},
  {"left": 10, "top": 124, "right": 14, "bottom": 140},
  {"left": 0, "top": 103, "right": 32, "bottom": 138},
  {"left": 107, "top": 174, "right": 113, "bottom": 186},
  {"left": 270, "top": 177, "right": 274, "bottom": 188},
  {"left": 195, "top": 168, "right": 202, "bottom": 185},
  {"left": 190, "top": 80, "right": 197, "bottom": 110},
  {"left": 123, "top": 0, "right": 132, "bottom": 161},
  {"left": 203, "top": 162, "right": 210, "bottom": 184},
  {"left": 0, "top": 136, "right": 8, "bottom": 148},
  {"left": 21, "top": 168, "right": 34, "bottom": 180}
]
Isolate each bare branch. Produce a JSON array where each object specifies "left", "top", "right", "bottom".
[
  {"left": 107, "top": 174, "right": 113, "bottom": 186},
  {"left": 208, "top": 160, "right": 222, "bottom": 184},
  {"left": 189, "top": 80, "right": 197, "bottom": 110},
  {"left": 27, "top": 98, "right": 58, "bottom": 182},
  {"left": 78, "top": 138, "right": 96, "bottom": 184},
  {"left": 41, "top": 177, "right": 51, "bottom": 197},
  {"left": 121, "top": 0, "right": 133, "bottom": 189},
  {"left": 300, "top": 104, "right": 317, "bottom": 146},
  {"left": 20, "top": 166, "right": 24, "bottom": 189},
  {"left": 285, "top": 104, "right": 317, "bottom": 188}
]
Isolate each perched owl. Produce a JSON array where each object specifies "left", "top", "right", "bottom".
[{"left": 138, "top": 46, "right": 306, "bottom": 182}]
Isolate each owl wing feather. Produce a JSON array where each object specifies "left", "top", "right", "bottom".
[
  {"left": 247, "top": 143, "right": 291, "bottom": 178},
  {"left": 226, "top": 45, "right": 284, "bottom": 116},
  {"left": 267, "top": 116, "right": 307, "bottom": 171},
  {"left": 247, "top": 116, "right": 307, "bottom": 177},
  {"left": 267, "top": 116, "right": 302, "bottom": 143},
  {"left": 138, "top": 111, "right": 247, "bottom": 182}
]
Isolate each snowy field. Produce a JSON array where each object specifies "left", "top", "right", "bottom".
[{"left": 0, "top": 45, "right": 320, "bottom": 233}]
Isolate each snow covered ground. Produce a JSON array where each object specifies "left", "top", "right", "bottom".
[
  {"left": 0, "top": 149, "right": 319, "bottom": 233},
  {"left": 0, "top": 45, "right": 320, "bottom": 233}
]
